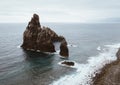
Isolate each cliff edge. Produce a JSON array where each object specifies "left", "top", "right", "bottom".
[{"left": 93, "top": 48, "right": 120, "bottom": 85}]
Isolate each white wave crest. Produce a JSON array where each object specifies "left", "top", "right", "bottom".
[
  {"left": 105, "top": 43, "right": 120, "bottom": 48},
  {"left": 17, "top": 45, "right": 21, "bottom": 48},
  {"left": 67, "top": 44, "right": 77, "bottom": 47},
  {"left": 50, "top": 43, "right": 120, "bottom": 85},
  {"left": 52, "top": 50, "right": 60, "bottom": 55},
  {"left": 97, "top": 46, "right": 101, "bottom": 51}
]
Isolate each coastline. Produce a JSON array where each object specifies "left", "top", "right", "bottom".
[{"left": 92, "top": 59, "right": 120, "bottom": 85}]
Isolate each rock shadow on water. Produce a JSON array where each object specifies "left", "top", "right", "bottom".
[
  {"left": 18, "top": 50, "right": 56, "bottom": 85},
  {"left": 0, "top": 49, "right": 57, "bottom": 85},
  {"left": 22, "top": 49, "right": 55, "bottom": 72}
]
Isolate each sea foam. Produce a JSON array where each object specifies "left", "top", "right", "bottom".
[
  {"left": 97, "top": 46, "right": 101, "bottom": 51},
  {"left": 67, "top": 44, "right": 77, "bottom": 48},
  {"left": 17, "top": 45, "right": 21, "bottom": 48},
  {"left": 52, "top": 50, "right": 60, "bottom": 55},
  {"left": 50, "top": 43, "right": 120, "bottom": 85}
]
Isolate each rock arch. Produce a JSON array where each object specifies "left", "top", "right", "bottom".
[{"left": 21, "top": 14, "right": 69, "bottom": 58}]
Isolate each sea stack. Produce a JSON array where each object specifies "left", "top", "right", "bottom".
[
  {"left": 21, "top": 14, "right": 69, "bottom": 57},
  {"left": 60, "top": 40, "right": 69, "bottom": 57}
]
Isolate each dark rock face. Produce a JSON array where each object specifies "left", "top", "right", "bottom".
[
  {"left": 61, "top": 61, "right": 74, "bottom": 66},
  {"left": 60, "top": 40, "right": 69, "bottom": 57},
  {"left": 21, "top": 14, "right": 69, "bottom": 57},
  {"left": 21, "top": 14, "right": 56, "bottom": 52},
  {"left": 116, "top": 48, "right": 120, "bottom": 59}
]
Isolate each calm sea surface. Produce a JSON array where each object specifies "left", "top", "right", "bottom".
[{"left": 0, "top": 23, "right": 120, "bottom": 85}]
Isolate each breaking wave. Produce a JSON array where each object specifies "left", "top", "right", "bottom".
[
  {"left": 17, "top": 45, "right": 21, "bottom": 48},
  {"left": 97, "top": 46, "right": 101, "bottom": 51},
  {"left": 50, "top": 43, "right": 120, "bottom": 85},
  {"left": 52, "top": 50, "right": 60, "bottom": 55}
]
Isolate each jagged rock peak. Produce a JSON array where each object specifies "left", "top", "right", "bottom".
[{"left": 27, "top": 14, "right": 41, "bottom": 30}]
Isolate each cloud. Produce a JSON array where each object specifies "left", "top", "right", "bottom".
[{"left": 0, "top": 0, "right": 120, "bottom": 22}]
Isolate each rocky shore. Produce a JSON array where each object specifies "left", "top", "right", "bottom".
[
  {"left": 21, "top": 14, "right": 69, "bottom": 57},
  {"left": 93, "top": 48, "right": 120, "bottom": 85}
]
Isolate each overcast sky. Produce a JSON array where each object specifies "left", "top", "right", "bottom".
[{"left": 0, "top": 0, "right": 120, "bottom": 23}]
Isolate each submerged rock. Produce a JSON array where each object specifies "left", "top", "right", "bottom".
[{"left": 21, "top": 14, "right": 69, "bottom": 57}]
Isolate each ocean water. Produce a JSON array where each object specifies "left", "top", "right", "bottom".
[{"left": 0, "top": 23, "right": 120, "bottom": 85}]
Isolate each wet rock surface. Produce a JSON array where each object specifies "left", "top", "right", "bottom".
[
  {"left": 116, "top": 48, "right": 120, "bottom": 59},
  {"left": 61, "top": 61, "right": 74, "bottom": 66},
  {"left": 21, "top": 14, "right": 69, "bottom": 57},
  {"left": 60, "top": 40, "right": 69, "bottom": 57},
  {"left": 93, "top": 48, "right": 120, "bottom": 85}
]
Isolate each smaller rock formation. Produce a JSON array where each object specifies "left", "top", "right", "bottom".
[
  {"left": 60, "top": 40, "right": 69, "bottom": 57},
  {"left": 21, "top": 14, "right": 69, "bottom": 57},
  {"left": 61, "top": 61, "right": 74, "bottom": 66}
]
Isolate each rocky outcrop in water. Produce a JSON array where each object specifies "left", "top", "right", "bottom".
[
  {"left": 21, "top": 14, "right": 69, "bottom": 57},
  {"left": 60, "top": 40, "right": 69, "bottom": 57},
  {"left": 61, "top": 61, "right": 74, "bottom": 66}
]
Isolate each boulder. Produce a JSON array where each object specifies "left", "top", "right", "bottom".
[{"left": 61, "top": 61, "right": 74, "bottom": 66}]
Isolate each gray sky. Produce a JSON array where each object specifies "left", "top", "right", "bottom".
[{"left": 0, "top": 0, "right": 120, "bottom": 23}]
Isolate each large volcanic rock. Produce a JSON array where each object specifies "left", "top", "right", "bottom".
[{"left": 21, "top": 14, "right": 69, "bottom": 57}]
